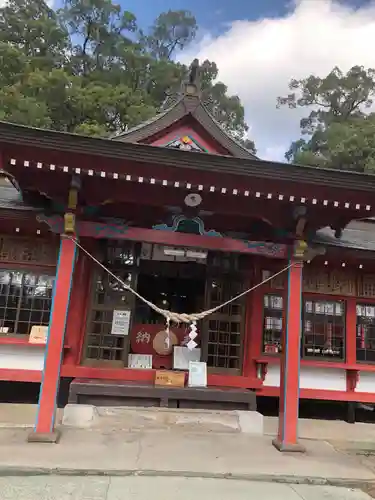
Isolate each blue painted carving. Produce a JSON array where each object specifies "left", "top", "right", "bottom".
[
  {"left": 37, "top": 214, "right": 64, "bottom": 233},
  {"left": 92, "top": 218, "right": 128, "bottom": 238},
  {"left": 153, "top": 215, "right": 222, "bottom": 237},
  {"left": 83, "top": 205, "right": 100, "bottom": 217},
  {"left": 244, "top": 240, "right": 284, "bottom": 256}
]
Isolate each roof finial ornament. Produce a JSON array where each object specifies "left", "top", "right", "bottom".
[
  {"left": 189, "top": 59, "right": 200, "bottom": 85},
  {"left": 184, "top": 58, "right": 201, "bottom": 96}
]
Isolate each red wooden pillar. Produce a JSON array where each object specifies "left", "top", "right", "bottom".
[
  {"left": 272, "top": 260, "right": 305, "bottom": 452},
  {"left": 28, "top": 236, "right": 77, "bottom": 443}
]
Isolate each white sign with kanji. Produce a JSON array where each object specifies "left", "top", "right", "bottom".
[{"left": 111, "top": 310, "right": 131, "bottom": 336}]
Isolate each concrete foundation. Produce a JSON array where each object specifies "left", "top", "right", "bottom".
[
  {"left": 62, "top": 405, "right": 264, "bottom": 435},
  {"left": 62, "top": 404, "right": 98, "bottom": 428}
]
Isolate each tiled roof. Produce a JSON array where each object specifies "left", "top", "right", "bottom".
[
  {"left": 315, "top": 222, "right": 375, "bottom": 252},
  {"left": 0, "top": 184, "right": 37, "bottom": 211},
  {"left": 113, "top": 95, "right": 258, "bottom": 160}
]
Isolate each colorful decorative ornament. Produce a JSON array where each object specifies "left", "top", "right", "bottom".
[{"left": 165, "top": 135, "right": 204, "bottom": 152}]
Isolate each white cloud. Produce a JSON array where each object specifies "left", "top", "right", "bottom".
[{"left": 180, "top": 0, "right": 375, "bottom": 161}]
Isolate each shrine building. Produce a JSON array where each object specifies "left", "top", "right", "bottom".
[{"left": 1, "top": 62, "right": 375, "bottom": 450}]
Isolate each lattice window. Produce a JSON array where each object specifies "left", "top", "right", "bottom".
[
  {"left": 303, "top": 269, "right": 356, "bottom": 296},
  {"left": 358, "top": 275, "right": 375, "bottom": 298},
  {"left": 84, "top": 241, "right": 136, "bottom": 365},
  {"left": 206, "top": 279, "right": 244, "bottom": 372},
  {"left": 0, "top": 270, "right": 54, "bottom": 336},
  {"left": 262, "top": 294, "right": 283, "bottom": 354},
  {"left": 302, "top": 299, "right": 345, "bottom": 360},
  {"left": 356, "top": 304, "right": 375, "bottom": 363},
  {"left": 262, "top": 270, "right": 285, "bottom": 289},
  {"left": 0, "top": 236, "right": 57, "bottom": 266},
  {"left": 329, "top": 271, "right": 356, "bottom": 296}
]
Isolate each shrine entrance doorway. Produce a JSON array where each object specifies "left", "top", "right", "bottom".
[{"left": 82, "top": 240, "right": 249, "bottom": 374}]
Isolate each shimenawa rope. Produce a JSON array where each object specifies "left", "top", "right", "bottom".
[{"left": 64, "top": 235, "right": 294, "bottom": 325}]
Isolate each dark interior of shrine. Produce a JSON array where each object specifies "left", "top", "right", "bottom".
[{"left": 135, "top": 270, "right": 206, "bottom": 325}]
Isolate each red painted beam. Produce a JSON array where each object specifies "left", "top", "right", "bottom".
[
  {"left": 0, "top": 369, "right": 42, "bottom": 383},
  {"left": 258, "top": 386, "right": 375, "bottom": 403},
  {"left": 38, "top": 215, "right": 288, "bottom": 259}
]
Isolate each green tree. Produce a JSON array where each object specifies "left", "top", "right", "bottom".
[
  {"left": 0, "top": 0, "right": 69, "bottom": 68},
  {"left": 0, "top": 0, "right": 255, "bottom": 149},
  {"left": 200, "top": 60, "right": 256, "bottom": 154},
  {"left": 278, "top": 66, "right": 375, "bottom": 171},
  {"left": 141, "top": 10, "right": 197, "bottom": 60}
]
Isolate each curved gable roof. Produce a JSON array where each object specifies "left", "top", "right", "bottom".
[{"left": 113, "top": 78, "right": 257, "bottom": 160}]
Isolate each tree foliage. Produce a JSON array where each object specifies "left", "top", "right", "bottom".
[
  {"left": 0, "top": 0, "right": 254, "bottom": 150},
  {"left": 278, "top": 66, "right": 375, "bottom": 172}
]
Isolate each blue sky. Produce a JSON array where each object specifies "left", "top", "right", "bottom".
[
  {"left": 123, "top": 0, "right": 371, "bottom": 35},
  {"left": 124, "top": 0, "right": 291, "bottom": 35}
]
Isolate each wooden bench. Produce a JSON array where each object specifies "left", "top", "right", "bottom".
[{"left": 68, "top": 379, "right": 257, "bottom": 411}]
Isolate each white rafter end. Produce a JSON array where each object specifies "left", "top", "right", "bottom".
[
  {"left": 10, "top": 159, "right": 16, "bottom": 165},
  {"left": 301, "top": 197, "right": 306, "bottom": 203},
  {"left": 221, "top": 187, "right": 227, "bottom": 194},
  {"left": 323, "top": 200, "right": 328, "bottom": 206},
  {"left": 24, "top": 160, "right": 29, "bottom": 167},
  {"left": 356, "top": 204, "right": 360, "bottom": 210},
  {"left": 210, "top": 186, "right": 215, "bottom": 192},
  {"left": 289, "top": 195, "right": 295, "bottom": 202},
  {"left": 126, "top": 174, "right": 131, "bottom": 181},
  {"left": 50, "top": 164, "right": 55, "bottom": 171},
  {"left": 244, "top": 190, "right": 249, "bottom": 196},
  {"left": 174, "top": 181, "right": 180, "bottom": 188},
  {"left": 344, "top": 202, "right": 350, "bottom": 208},
  {"left": 162, "top": 180, "right": 168, "bottom": 186},
  {"left": 233, "top": 189, "right": 238, "bottom": 195},
  {"left": 186, "top": 183, "right": 192, "bottom": 189},
  {"left": 278, "top": 194, "right": 284, "bottom": 200},
  {"left": 36, "top": 229, "right": 41, "bottom": 235},
  {"left": 37, "top": 162, "right": 43, "bottom": 169},
  {"left": 75, "top": 168, "right": 81, "bottom": 174},
  {"left": 198, "top": 184, "right": 203, "bottom": 191},
  {"left": 113, "top": 173, "right": 118, "bottom": 179},
  {"left": 88, "top": 169, "right": 93, "bottom": 176},
  {"left": 150, "top": 178, "right": 155, "bottom": 184},
  {"left": 138, "top": 177, "right": 144, "bottom": 183},
  {"left": 256, "top": 192, "right": 261, "bottom": 198},
  {"left": 267, "top": 193, "right": 272, "bottom": 199},
  {"left": 100, "top": 171, "right": 106, "bottom": 178},
  {"left": 312, "top": 199, "right": 317, "bottom": 204},
  {"left": 334, "top": 201, "right": 339, "bottom": 207},
  {"left": 366, "top": 205, "right": 371, "bottom": 211}
]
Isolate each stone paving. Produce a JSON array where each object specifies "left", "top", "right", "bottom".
[
  {"left": 0, "top": 476, "right": 373, "bottom": 500},
  {"left": 2, "top": 404, "right": 375, "bottom": 498},
  {"left": 0, "top": 426, "right": 374, "bottom": 484}
]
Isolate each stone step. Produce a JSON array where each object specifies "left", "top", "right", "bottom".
[{"left": 62, "top": 404, "right": 264, "bottom": 435}]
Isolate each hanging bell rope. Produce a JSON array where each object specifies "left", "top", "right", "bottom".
[{"left": 64, "top": 235, "right": 294, "bottom": 325}]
